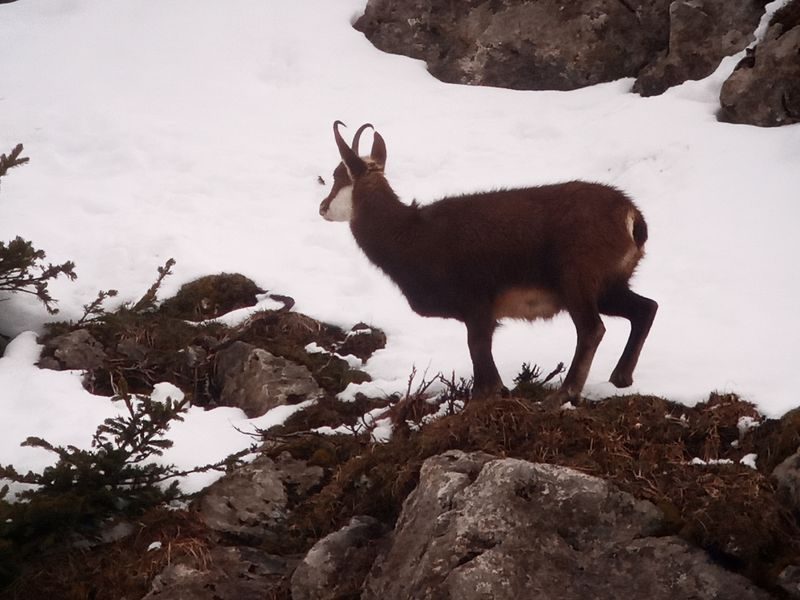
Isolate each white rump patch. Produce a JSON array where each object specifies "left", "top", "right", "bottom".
[
  {"left": 625, "top": 210, "right": 636, "bottom": 241},
  {"left": 323, "top": 185, "right": 353, "bottom": 222}
]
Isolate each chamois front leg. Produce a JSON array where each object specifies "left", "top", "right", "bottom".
[{"left": 465, "top": 318, "right": 502, "bottom": 399}]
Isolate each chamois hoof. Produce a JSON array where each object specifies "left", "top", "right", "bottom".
[{"left": 609, "top": 371, "right": 634, "bottom": 388}]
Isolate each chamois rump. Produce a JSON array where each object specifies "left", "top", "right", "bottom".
[{"left": 320, "top": 121, "right": 657, "bottom": 401}]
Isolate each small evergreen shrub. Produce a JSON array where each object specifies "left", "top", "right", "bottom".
[
  {"left": 0, "top": 390, "right": 250, "bottom": 589},
  {"left": 0, "top": 144, "right": 76, "bottom": 314}
]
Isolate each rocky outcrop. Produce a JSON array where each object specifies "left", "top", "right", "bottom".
[
  {"left": 198, "top": 452, "right": 324, "bottom": 544},
  {"left": 361, "top": 450, "right": 773, "bottom": 600},
  {"left": 355, "top": 0, "right": 773, "bottom": 97},
  {"left": 633, "top": 0, "right": 765, "bottom": 96},
  {"left": 214, "top": 341, "right": 322, "bottom": 418},
  {"left": 720, "top": 0, "right": 800, "bottom": 126},
  {"left": 355, "top": 0, "right": 671, "bottom": 91}
]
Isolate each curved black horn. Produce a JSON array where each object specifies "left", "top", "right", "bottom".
[
  {"left": 333, "top": 120, "right": 366, "bottom": 177},
  {"left": 333, "top": 120, "right": 352, "bottom": 160},
  {"left": 352, "top": 123, "right": 374, "bottom": 156}
]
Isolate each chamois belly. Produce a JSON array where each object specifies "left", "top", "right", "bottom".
[{"left": 493, "top": 286, "right": 563, "bottom": 321}]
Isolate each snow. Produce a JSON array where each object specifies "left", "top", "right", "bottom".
[
  {"left": 690, "top": 458, "right": 735, "bottom": 466},
  {"left": 740, "top": 453, "right": 758, "bottom": 470},
  {"left": 1, "top": 0, "right": 798, "bottom": 495}
]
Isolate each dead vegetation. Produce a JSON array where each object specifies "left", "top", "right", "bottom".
[
  {"left": 269, "top": 390, "right": 800, "bottom": 593},
  {"left": 0, "top": 509, "right": 213, "bottom": 600}
]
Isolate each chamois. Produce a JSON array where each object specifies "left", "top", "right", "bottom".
[{"left": 320, "top": 121, "right": 657, "bottom": 401}]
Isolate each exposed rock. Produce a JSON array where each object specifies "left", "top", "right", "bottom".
[
  {"left": 778, "top": 565, "right": 800, "bottom": 599},
  {"left": 198, "top": 452, "right": 323, "bottom": 545},
  {"left": 356, "top": 0, "right": 798, "bottom": 108},
  {"left": 773, "top": 447, "right": 800, "bottom": 512},
  {"left": 362, "top": 450, "right": 773, "bottom": 600},
  {"left": 214, "top": 341, "right": 322, "bottom": 417},
  {"left": 40, "top": 328, "right": 107, "bottom": 370},
  {"left": 143, "top": 545, "right": 292, "bottom": 600},
  {"left": 291, "top": 515, "right": 385, "bottom": 600},
  {"left": 720, "top": 0, "right": 800, "bottom": 126},
  {"left": 633, "top": 0, "right": 765, "bottom": 96},
  {"left": 355, "top": 0, "right": 672, "bottom": 91}
]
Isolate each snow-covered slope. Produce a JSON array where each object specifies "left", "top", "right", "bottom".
[{"left": 1, "top": 0, "right": 798, "bottom": 490}]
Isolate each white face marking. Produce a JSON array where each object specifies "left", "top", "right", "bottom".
[{"left": 323, "top": 185, "right": 353, "bottom": 222}]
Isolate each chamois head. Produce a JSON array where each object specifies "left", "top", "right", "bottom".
[{"left": 319, "top": 121, "right": 387, "bottom": 222}]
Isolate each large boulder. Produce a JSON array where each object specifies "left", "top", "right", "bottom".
[
  {"left": 354, "top": 0, "right": 671, "bottom": 91},
  {"left": 720, "top": 0, "right": 800, "bottom": 126},
  {"left": 633, "top": 0, "right": 765, "bottom": 96},
  {"left": 362, "top": 450, "right": 773, "bottom": 600}
]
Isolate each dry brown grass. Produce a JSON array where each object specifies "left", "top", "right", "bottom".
[
  {"left": 0, "top": 509, "right": 212, "bottom": 600},
  {"left": 272, "top": 391, "right": 800, "bottom": 592}
]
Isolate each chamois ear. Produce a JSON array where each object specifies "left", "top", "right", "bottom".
[
  {"left": 333, "top": 121, "right": 367, "bottom": 178},
  {"left": 371, "top": 131, "right": 387, "bottom": 169}
]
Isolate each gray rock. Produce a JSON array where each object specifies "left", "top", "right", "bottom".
[
  {"left": 633, "top": 0, "right": 764, "bottom": 96},
  {"left": 41, "top": 328, "right": 107, "bottom": 370},
  {"left": 143, "top": 545, "right": 293, "bottom": 600},
  {"left": 778, "top": 565, "right": 800, "bottom": 599},
  {"left": 215, "top": 341, "right": 321, "bottom": 418},
  {"left": 362, "top": 450, "right": 773, "bottom": 600},
  {"left": 198, "top": 452, "right": 323, "bottom": 544},
  {"left": 355, "top": 0, "right": 671, "bottom": 91},
  {"left": 291, "top": 515, "right": 385, "bottom": 600},
  {"left": 720, "top": 4, "right": 800, "bottom": 126},
  {"left": 772, "top": 448, "right": 800, "bottom": 512}
]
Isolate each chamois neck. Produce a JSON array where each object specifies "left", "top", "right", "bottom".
[
  {"left": 351, "top": 177, "right": 414, "bottom": 225},
  {"left": 349, "top": 176, "right": 416, "bottom": 262}
]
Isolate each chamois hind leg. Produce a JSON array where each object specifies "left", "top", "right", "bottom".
[
  {"left": 560, "top": 297, "right": 606, "bottom": 400},
  {"left": 599, "top": 285, "right": 658, "bottom": 388},
  {"left": 465, "top": 317, "right": 502, "bottom": 399}
]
